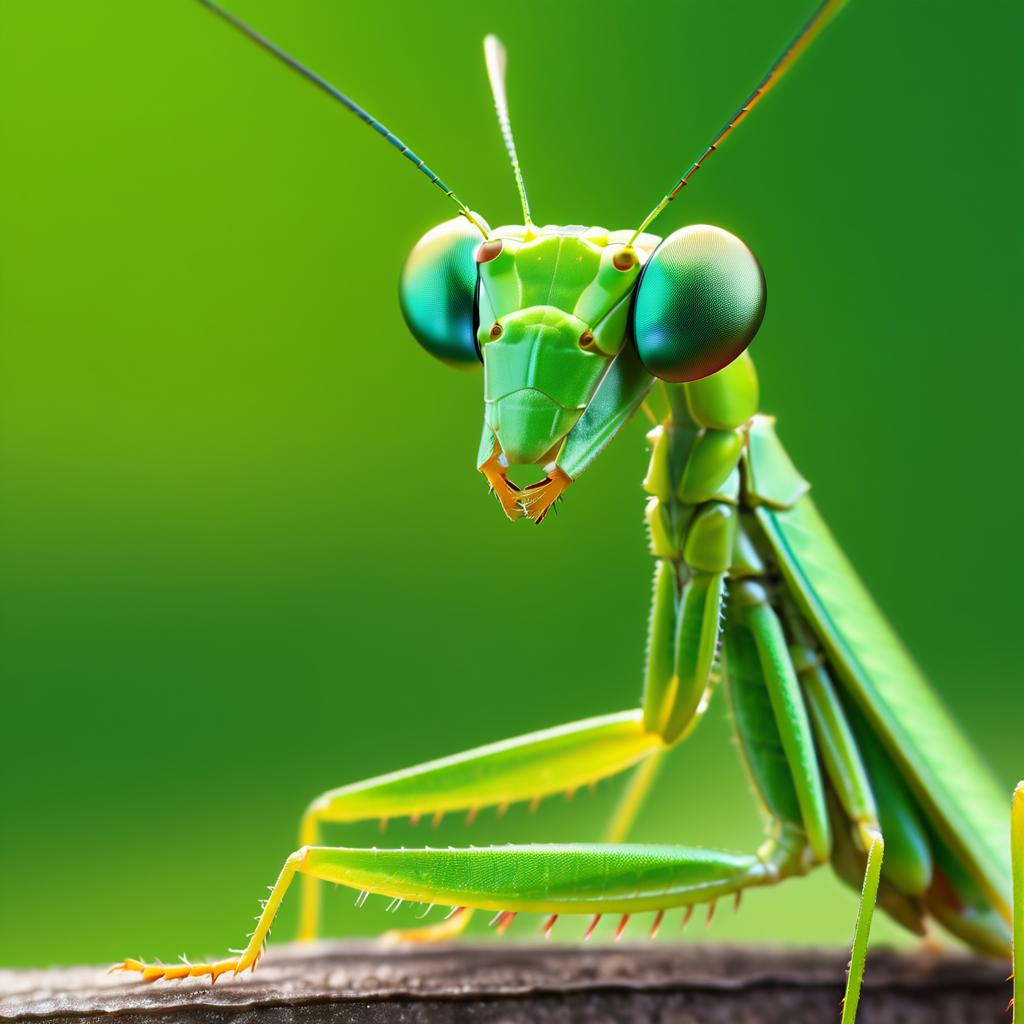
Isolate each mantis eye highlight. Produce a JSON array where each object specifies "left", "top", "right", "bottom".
[
  {"left": 400, "top": 215, "right": 489, "bottom": 369},
  {"left": 632, "top": 224, "right": 766, "bottom": 383}
]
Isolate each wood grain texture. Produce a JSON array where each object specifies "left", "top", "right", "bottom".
[{"left": 0, "top": 942, "right": 1009, "bottom": 1023}]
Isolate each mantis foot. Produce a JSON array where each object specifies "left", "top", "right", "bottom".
[
  {"left": 110, "top": 848, "right": 304, "bottom": 984},
  {"left": 108, "top": 954, "right": 256, "bottom": 984}
]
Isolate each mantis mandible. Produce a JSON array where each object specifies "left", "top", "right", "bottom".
[{"left": 110, "top": 2, "right": 1024, "bottom": 1020}]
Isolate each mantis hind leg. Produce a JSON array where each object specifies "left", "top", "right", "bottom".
[
  {"left": 296, "top": 710, "right": 665, "bottom": 942},
  {"left": 112, "top": 837, "right": 796, "bottom": 983},
  {"left": 841, "top": 832, "right": 884, "bottom": 1024},
  {"left": 726, "top": 585, "right": 888, "bottom": 1022}
]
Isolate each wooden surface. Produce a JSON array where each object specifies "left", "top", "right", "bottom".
[{"left": 0, "top": 942, "right": 1010, "bottom": 1023}]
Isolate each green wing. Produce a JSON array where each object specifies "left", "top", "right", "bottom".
[{"left": 757, "top": 492, "right": 1010, "bottom": 915}]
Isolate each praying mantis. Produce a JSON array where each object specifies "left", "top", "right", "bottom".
[{"left": 109, "top": 2, "right": 1024, "bottom": 1020}]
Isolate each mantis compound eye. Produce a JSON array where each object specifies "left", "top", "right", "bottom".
[
  {"left": 632, "top": 224, "right": 766, "bottom": 382},
  {"left": 399, "top": 215, "right": 490, "bottom": 369}
]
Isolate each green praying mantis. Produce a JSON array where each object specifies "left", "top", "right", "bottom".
[{"left": 110, "top": 2, "right": 1024, "bottom": 1020}]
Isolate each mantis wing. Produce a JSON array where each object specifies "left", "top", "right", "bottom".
[{"left": 750, "top": 426, "right": 1010, "bottom": 918}]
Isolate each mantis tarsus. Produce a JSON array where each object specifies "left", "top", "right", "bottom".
[{"left": 110, "top": 2, "right": 1023, "bottom": 1020}]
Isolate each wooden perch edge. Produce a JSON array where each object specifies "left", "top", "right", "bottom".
[{"left": 0, "top": 942, "right": 1010, "bottom": 1023}]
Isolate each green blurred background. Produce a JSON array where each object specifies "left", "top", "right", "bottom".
[{"left": 2, "top": 0, "right": 1022, "bottom": 969}]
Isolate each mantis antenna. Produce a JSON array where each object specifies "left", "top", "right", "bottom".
[
  {"left": 195, "top": 0, "right": 489, "bottom": 237},
  {"left": 483, "top": 35, "right": 533, "bottom": 229},
  {"left": 629, "top": 0, "right": 847, "bottom": 245}
]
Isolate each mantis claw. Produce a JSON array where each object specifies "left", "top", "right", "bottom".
[
  {"left": 515, "top": 467, "right": 571, "bottom": 524},
  {"left": 478, "top": 446, "right": 524, "bottom": 521},
  {"left": 479, "top": 444, "right": 571, "bottom": 522}
]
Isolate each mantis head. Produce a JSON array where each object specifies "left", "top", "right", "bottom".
[
  {"left": 400, "top": 214, "right": 765, "bottom": 522},
  {"left": 194, "top": 1, "right": 842, "bottom": 522},
  {"left": 395, "top": 26, "right": 778, "bottom": 522}
]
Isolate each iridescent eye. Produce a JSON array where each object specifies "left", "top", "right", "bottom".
[
  {"left": 632, "top": 224, "right": 766, "bottom": 382},
  {"left": 399, "top": 215, "right": 489, "bottom": 369}
]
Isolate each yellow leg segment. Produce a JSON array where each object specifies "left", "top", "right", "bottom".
[
  {"left": 297, "top": 808, "right": 322, "bottom": 943},
  {"left": 1012, "top": 781, "right": 1024, "bottom": 1021},
  {"left": 603, "top": 749, "right": 667, "bottom": 844},
  {"left": 381, "top": 906, "right": 474, "bottom": 945},
  {"left": 111, "top": 846, "right": 310, "bottom": 983}
]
